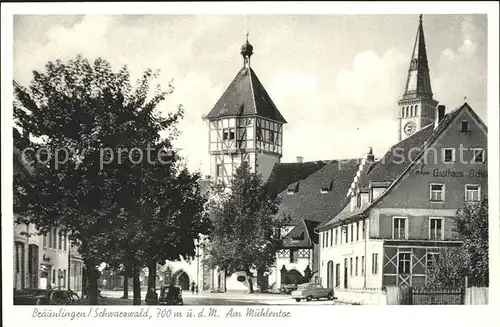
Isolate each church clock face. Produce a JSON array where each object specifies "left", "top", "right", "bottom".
[{"left": 404, "top": 121, "right": 416, "bottom": 135}]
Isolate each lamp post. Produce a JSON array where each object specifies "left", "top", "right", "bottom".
[{"left": 195, "top": 239, "right": 201, "bottom": 295}]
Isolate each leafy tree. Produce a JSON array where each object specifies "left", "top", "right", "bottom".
[
  {"left": 426, "top": 247, "right": 468, "bottom": 288},
  {"left": 13, "top": 55, "right": 209, "bottom": 304},
  {"left": 428, "top": 198, "right": 488, "bottom": 288},
  {"left": 205, "top": 161, "right": 288, "bottom": 293}
]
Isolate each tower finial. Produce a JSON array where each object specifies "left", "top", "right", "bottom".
[
  {"left": 419, "top": 14, "right": 422, "bottom": 23},
  {"left": 246, "top": 14, "right": 249, "bottom": 39},
  {"left": 240, "top": 15, "right": 253, "bottom": 68}
]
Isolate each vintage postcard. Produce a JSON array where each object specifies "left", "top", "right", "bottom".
[{"left": 2, "top": 2, "right": 499, "bottom": 327}]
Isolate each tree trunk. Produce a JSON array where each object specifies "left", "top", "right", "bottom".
[
  {"left": 82, "top": 267, "right": 88, "bottom": 296},
  {"left": 147, "top": 261, "right": 157, "bottom": 290},
  {"left": 257, "top": 268, "right": 265, "bottom": 292},
  {"left": 133, "top": 269, "right": 141, "bottom": 305},
  {"left": 122, "top": 266, "right": 129, "bottom": 299},
  {"left": 85, "top": 260, "right": 100, "bottom": 305},
  {"left": 245, "top": 267, "right": 254, "bottom": 294}
]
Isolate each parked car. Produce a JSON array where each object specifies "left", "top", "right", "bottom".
[
  {"left": 281, "top": 284, "right": 298, "bottom": 294},
  {"left": 291, "top": 282, "right": 335, "bottom": 302},
  {"left": 14, "top": 288, "right": 78, "bottom": 305},
  {"left": 158, "top": 285, "right": 183, "bottom": 305}
]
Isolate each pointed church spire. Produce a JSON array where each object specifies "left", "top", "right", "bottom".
[{"left": 402, "top": 14, "right": 433, "bottom": 98}]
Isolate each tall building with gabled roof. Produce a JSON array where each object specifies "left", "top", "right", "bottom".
[
  {"left": 205, "top": 35, "right": 287, "bottom": 186},
  {"left": 398, "top": 15, "right": 439, "bottom": 142},
  {"left": 315, "top": 16, "right": 488, "bottom": 299}
]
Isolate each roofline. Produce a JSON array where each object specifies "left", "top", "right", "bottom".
[
  {"left": 316, "top": 102, "right": 485, "bottom": 232},
  {"left": 205, "top": 114, "right": 287, "bottom": 125},
  {"left": 464, "top": 102, "right": 488, "bottom": 133},
  {"left": 361, "top": 103, "right": 481, "bottom": 211}
]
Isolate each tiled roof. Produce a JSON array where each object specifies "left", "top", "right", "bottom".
[
  {"left": 266, "top": 161, "right": 328, "bottom": 196},
  {"left": 281, "top": 220, "right": 320, "bottom": 248},
  {"left": 275, "top": 159, "right": 361, "bottom": 226},
  {"left": 358, "top": 104, "right": 464, "bottom": 187},
  {"left": 205, "top": 67, "right": 287, "bottom": 123},
  {"left": 318, "top": 103, "right": 477, "bottom": 231}
]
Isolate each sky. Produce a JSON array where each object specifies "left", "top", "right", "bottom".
[{"left": 13, "top": 14, "right": 488, "bottom": 175}]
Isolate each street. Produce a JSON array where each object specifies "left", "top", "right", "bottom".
[{"left": 98, "top": 290, "right": 338, "bottom": 306}]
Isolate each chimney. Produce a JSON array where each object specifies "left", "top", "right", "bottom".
[
  {"left": 366, "top": 147, "right": 375, "bottom": 163},
  {"left": 296, "top": 156, "right": 303, "bottom": 164},
  {"left": 434, "top": 105, "right": 446, "bottom": 129}
]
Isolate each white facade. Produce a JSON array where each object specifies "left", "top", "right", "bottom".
[
  {"left": 319, "top": 221, "right": 384, "bottom": 290},
  {"left": 14, "top": 223, "right": 81, "bottom": 291}
]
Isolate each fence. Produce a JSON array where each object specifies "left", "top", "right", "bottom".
[
  {"left": 409, "top": 287, "right": 464, "bottom": 305},
  {"left": 464, "top": 287, "right": 488, "bottom": 305}
]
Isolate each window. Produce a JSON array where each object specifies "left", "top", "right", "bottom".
[
  {"left": 356, "top": 222, "right": 359, "bottom": 241},
  {"left": 350, "top": 258, "right": 353, "bottom": 276},
  {"left": 361, "top": 221, "right": 366, "bottom": 239},
  {"left": 15, "top": 242, "right": 22, "bottom": 273},
  {"left": 43, "top": 234, "right": 47, "bottom": 248},
  {"left": 335, "top": 228, "right": 338, "bottom": 245},
  {"left": 430, "top": 184, "right": 445, "bottom": 202},
  {"left": 268, "top": 130, "right": 275, "bottom": 143},
  {"left": 290, "top": 249, "right": 298, "bottom": 263},
  {"left": 473, "top": 149, "right": 485, "bottom": 163},
  {"left": 53, "top": 228, "right": 57, "bottom": 249},
  {"left": 355, "top": 257, "right": 359, "bottom": 276},
  {"left": 48, "top": 229, "right": 53, "bottom": 249},
  {"left": 393, "top": 217, "right": 407, "bottom": 240},
  {"left": 461, "top": 120, "right": 470, "bottom": 132},
  {"left": 330, "top": 229, "right": 333, "bottom": 247},
  {"left": 442, "top": 148, "right": 455, "bottom": 164},
  {"left": 222, "top": 128, "right": 235, "bottom": 140},
  {"left": 64, "top": 232, "right": 67, "bottom": 251},
  {"left": 429, "top": 218, "right": 444, "bottom": 240},
  {"left": 465, "top": 185, "right": 481, "bottom": 202},
  {"left": 344, "top": 226, "right": 348, "bottom": 243},
  {"left": 256, "top": 127, "right": 263, "bottom": 141},
  {"left": 216, "top": 164, "right": 223, "bottom": 177},
  {"left": 426, "top": 253, "right": 439, "bottom": 270},
  {"left": 372, "top": 253, "right": 379, "bottom": 274},
  {"left": 52, "top": 269, "right": 56, "bottom": 284},
  {"left": 361, "top": 256, "right": 365, "bottom": 276},
  {"left": 63, "top": 269, "right": 67, "bottom": 288},
  {"left": 59, "top": 232, "right": 62, "bottom": 250},
  {"left": 398, "top": 252, "right": 411, "bottom": 274},
  {"left": 350, "top": 224, "right": 353, "bottom": 242}
]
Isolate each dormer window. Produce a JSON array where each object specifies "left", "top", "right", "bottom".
[
  {"left": 320, "top": 180, "right": 333, "bottom": 194},
  {"left": 292, "top": 232, "right": 304, "bottom": 241},
  {"left": 287, "top": 182, "right": 299, "bottom": 195}
]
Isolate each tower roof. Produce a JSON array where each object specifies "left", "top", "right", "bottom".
[
  {"left": 402, "top": 14, "right": 433, "bottom": 99},
  {"left": 205, "top": 66, "right": 287, "bottom": 123}
]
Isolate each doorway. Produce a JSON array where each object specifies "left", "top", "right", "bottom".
[
  {"left": 177, "top": 272, "right": 190, "bottom": 290},
  {"left": 327, "top": 261, "right": 334, "bottom": 288},
  {"left": 344, "top": 258, "right": 348, "bottom": 288},
  {"left": 335, "top": 264, "right": 340, "bottom": 287}
]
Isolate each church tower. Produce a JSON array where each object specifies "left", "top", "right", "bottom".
[
  {"left": 205, "top": 35, "right": 287, "bottom": 185},
  {"left": 398, "top": 15, "right": 438, "bottom": 141}
]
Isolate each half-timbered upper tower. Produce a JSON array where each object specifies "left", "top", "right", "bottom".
[
  {"left": 205, "top": 35, "right": 287, "bottom": 185},
  {"left": 398, "top": 15, "right": 439, "bottom": 141}
]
